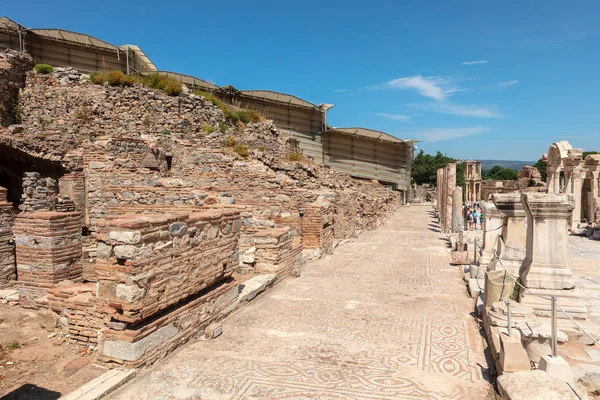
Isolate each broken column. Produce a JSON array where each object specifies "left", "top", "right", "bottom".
[
  {"left": 480, "top": 201, "right": 504, "bottom": 265},
  {"left": 492, "top": 193, "right": 527, "bottom": 276},
  {"left": 452, "top": 186, "right": 463, "bottom": 233},
  {"left": 14, "top": 211, "right": 83, "bottom": 307},
  {"left": 0, "top": 186, "right": 15, "bottom": 288},
  {"left": 518, "top": 193, "right": 587, "bottom": 319}
]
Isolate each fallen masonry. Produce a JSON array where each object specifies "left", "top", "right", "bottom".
[{"left": 0, "top": 49, "right": 400, "bottom": 367}]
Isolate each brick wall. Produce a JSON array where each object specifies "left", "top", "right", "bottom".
[
  {"left": 95, "top": 209, "right": 241, "bottom": 325},
  {"left": 14, "top": 211, "right": 83, "bottom": 306},
  {"left": 302, "top": 200, "right": 334, "bottom": 259}
]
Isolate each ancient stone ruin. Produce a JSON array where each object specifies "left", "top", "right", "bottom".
[{"left": 0, "top": 50, "right": 399, "bottom": 366}]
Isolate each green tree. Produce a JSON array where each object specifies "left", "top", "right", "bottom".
[
  {"left": 533, "top": 158, "right": 546, "bottom": 182},
  {"left": 482, "top": 165, "right": 519, "bottom": 181},
  {"left": 411, "top": 150, "right": 456, "bottom": 186}
]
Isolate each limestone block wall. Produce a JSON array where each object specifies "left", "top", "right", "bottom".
[
  {"left": 14, "top": 211, "right": 83, "bottom": 306},
  {"left": 95, "top": 209, "right": 241, "bottom": 325},
  {"left": 0, "top": 187, "right": 15, "bottom": 287}
]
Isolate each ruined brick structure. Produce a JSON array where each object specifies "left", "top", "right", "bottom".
[{"left": 0, "top": 51, "right": 400, "bottom": 365}]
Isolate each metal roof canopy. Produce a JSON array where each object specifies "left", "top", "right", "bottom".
[
  {"left": 330, "top": 127, "right": 415, "bottom": 145},
  {"left": 29, "top": 28, "right": 120, "bottom": 51},
  {"left": 239, "top": 90, "right": 320, "bottom": 111}
]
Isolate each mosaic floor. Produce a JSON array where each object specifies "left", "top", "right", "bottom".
[{"left": 110, "top": 206, "right": 493, "bottom": 399}]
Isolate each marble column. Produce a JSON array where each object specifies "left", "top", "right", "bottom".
[
  {"left": 554, "top": 167, "right": 562, "bottom": 193},
  {"left": 571, "top": 170, "right": 583, "bottom": 229},
  {"left": 518, "top": 193, "right": 587, "bottom": 319},
  {"left": 436, "top": 168, "right": 444, "bottom": 216},
  {"left": 443, "top": 163, "right": 456, "bottom": 233},
  {"left": 452, "top": 186, "right": 463, "bottom": 233},
  {"left": 491, "top": 193, "right": 527, "bottom": 276},
  {"left": 480, "top": 201, "right": 503, "bottom": 266},
  {"left": 590, "top": 171, "right": 599, "bottom": 223},
  {"left": 546, "top": 168, "right": 556, "bottom": 194}
]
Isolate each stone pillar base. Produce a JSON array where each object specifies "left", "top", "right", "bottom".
[
  {"left": 521, "top": 265, "right": 574, "bottom": 290},
  {"left": 519, "top": 288, "right": 587, "bottom": 320}
]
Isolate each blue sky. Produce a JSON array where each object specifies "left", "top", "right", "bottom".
[{"left": 5, "top": 1, "right": 600, "bottom": 161}]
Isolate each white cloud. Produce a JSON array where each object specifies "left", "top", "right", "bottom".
[
  {"left": 413, "top": 126, "right": 491, "bottom": 142},
  {"left": 409, "top": 101, "right": 501, "bottom": 118},
  {"left": 497, "top": 80, "right": 519, "bottom": 88},
  {"left": 462, "top": 60, "right": 489, "bottom": 65},
  {"left": 333, "top": 89, "right": 348, "bottom": 93},
  {"left": 377, "top": 113, "right": 411, "bottom": 121},
  {"left": 369, "top": 76, "right": 448, "bottom": 100}
]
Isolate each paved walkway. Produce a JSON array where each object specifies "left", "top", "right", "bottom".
[{"left": 110, "top": 206, "right": 493, "bottom": 400}]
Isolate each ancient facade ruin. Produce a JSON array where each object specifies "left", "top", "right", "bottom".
[
  {"left": 0, "top": 50, "right": 400, "bottom": 366},
  {"left": 544, "top": 140, "right": 600, "bottom": 229},
  {"left": 462, "top": 159, "right": 482, "bottom": 202}
]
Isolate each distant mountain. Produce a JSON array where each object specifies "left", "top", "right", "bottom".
[{"left": 480, "top": 160, "right": 536, "bottom": 171}]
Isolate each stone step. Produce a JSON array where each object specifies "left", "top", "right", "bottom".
[{"left": 59, "top": 369, "right": 136, "bottom": 400}]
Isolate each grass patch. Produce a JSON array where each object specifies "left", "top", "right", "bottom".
[
  {"left": 34, "top": 63, "right": 54, "bottom": 74},
  {"left": 75, "top": 107, "right": 92, "bottom": 123},
  {"left": 219, "top": 122, "right": 227, "bottom": 134},
  {"left": 6, "top": 340, "right": 20, "bottom": 349},
  {"left": 225, "top": 136, "right": 237, "bottom": 147},
  {"left": 287, "top": 152, "right": 302, "bottom": 162},
  {"left": 233, "top": 143, "right": 249, "bottom": 158},
  {"left": 161, "top": 129, "right": 171, "bottom": 136},
  {"left": 203, "top": 124, "right": 216, "bottom": 133},
  {"left": 193, "top": 90, "right": 261, "bottom": 124},
  {"left": 235, "top": 109, "right": 261, "bottom": 124},
  {"left": 89, "top": 71, "right": 182, "bottom": 96}
]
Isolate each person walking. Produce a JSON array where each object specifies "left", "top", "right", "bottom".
[{"left": 472, "top": 209, "right": 479, "bottom": 230}]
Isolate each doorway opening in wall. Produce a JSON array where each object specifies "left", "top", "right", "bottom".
[
  {"left": 0, "top": 144, "right": 65, "bottom": 209},
  {"left": 166, "top": 155, "right": 173, "bottom": 170}
]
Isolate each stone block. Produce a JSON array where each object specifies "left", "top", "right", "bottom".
[
  {"left": 497, "top": 370, "right": 580, "bottom": 400},
  {"left": 204, "top": 323, "right": 222, "bottom": 339},
  {"left": 238, "top": 274, "right": 276, "bottom": 302},
  {"left": 103, "top": 324, "right": 179, "bottom": 362},
  {"left": 499, "top": 332, "right": 531, "bottom": 373},
  {"left": 59, "top": 369, "right": 137, "bottom": 400},
  {"left": 539, "top": 355, "right": 574, "bottom": 385}
]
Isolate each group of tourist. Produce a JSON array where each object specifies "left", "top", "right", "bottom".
[{"left": 463, "top": 203, "right": 484, "bottom": 230}]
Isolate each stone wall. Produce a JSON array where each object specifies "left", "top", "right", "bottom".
[
  {"left": 0, "top": 53, "right": 401, "bottom": 366},
  {"left": 14, "top": 211, "right": 83, "bottom": 307},
  {"left": 0, "top": 50, "right": 33, "bottom": 125},
  {"left": 301, "top": 200, "right": 334, "bottom": 260},
  {"left": 19, "top": 172, "right": 58, "bottom": 212},
  {"left": 95, "top": 209, "right": 241, "bottom": 325},
  {"left": 0, "top": 187, "right": 15, "bottom": 287}
]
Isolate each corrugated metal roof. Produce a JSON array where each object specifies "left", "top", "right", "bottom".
[
  {"left": 120, "top": 44, "right": 157, "bottom": 72},
  {"left": 240, "top": 90, "right": 318, "bottom": 110},
  {"left": 331, "top": 127, "right": 413, "bottom": 145},
  {"left": 0, "top": 16, "right": 24, "bottom": 32},
  {"left": 146, "top": 71, "right": 221, "bottom": 91},
  {"left": 29, "top": 28, "right": 120, "bottom": 51}
]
